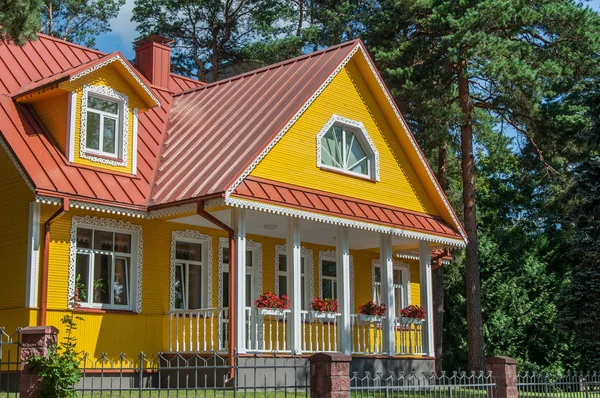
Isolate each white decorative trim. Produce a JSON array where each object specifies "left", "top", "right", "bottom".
[
  {"left": 132, "top": 108, "right": 138, "bottom": 175},
  {"left": 225, "top": 44, "right": 361, "bottom": 198},
  {"left": 371, "top": 258, "right": 411, "bottom": 308},
  {"left": 25, "top": 202, "right": 41, "bottom": 308},
  {"left": 70, "top": 200, "right": 147, "bottom": 218},
  {"left": 226, "top": 196, "right": 465, "bottom": 247},
  {"left": 217, "top": 237, "right": 262, "bottom": 308},
  {"left": 273, "top": 244, "right": 314, "bottom": 305},
  {"left": 316, "top": 114, "right": 380, "bottom": 181},
  {"left": 169, "top": 230, "right": 213, "bottom": 310},
  {"left": 318, "top": 250, "right": 354, "bottom": 311},
  {"left": 396, "top": 251, "right": 452, "bottom": 265},
  {"left": 223, "top": 42, "right": 466, "bottom": 244},
  {"left": 79, "top": 85, "right": 129, "bottom": 167},
  {"left": 67, "top": 91, "right": 77, "bottom": 162},
  {"left": 35, "top": 195, "right": 61, "bottom": 206},
  {"left": 148, "top": 203, "right": 197, "bottom": 219},
  {"left": 68, "top": 215, "right": 143, "bottom": 312},
  {"left": 69, "top": 54, "right": 160, "bottom": 106},
  {"left": 0, "top": 135, "right": 35, "bottom": 192}
]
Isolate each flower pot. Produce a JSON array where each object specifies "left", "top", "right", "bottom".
[
  {"left": 398, "top": 317, "right": 424, "bottom": 325},
  {"left": 309, "top": 311, "right": 338, "bottom": 322},
  {"left": 257, "top": 308, "right": 286, "bottom": 317},
  {"left": 358, "top": 314, "right": 382, "bottom": 323}
]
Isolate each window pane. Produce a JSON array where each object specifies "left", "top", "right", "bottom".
[
  {"left": 301, "top": 276, "right": 306, "bottom": 310},
  {"left": 245, "top": 274, "right": 252, "bottom": 307},
  {"left": 94, "top": 230, "right": 113, "bottom": 251},
  {"left": 278, "top": 254, "right": 287, "bottom": 271},
  {"left": 93, "top": 254, "right": 110, "bottom": 304},
  {"left": 374, "top": 283, "right": 381, "bottom": 304},
  {"left": 222, "top": 271, "right": 229, "bottom": 308},
  {"left": 176, "top": 241, "right": 202, "bottom": 261},
  {"left": 77, "top": 228, "right": 93, "bottom": 249},
  {"left": 113, "top": 257, "right": 129, "bottom": 306},
  {"left": 393, "top": 270, "right": 403, "bottom": 286},
  {"left": 188, "top": 263, "right": 202, "bottom": 309},
  {"left": 321, "top": 126, "right": 343, "bottom": 167},
  {"left": 86, "top": 112, "right": 100, "bottom": 151},
  {"left": 102, "top": 117, "right": 117, "bottom": 154},
  {"left": 347, "top": 132, "right": 368, "bottom": 175},
  {"left": 115, "top": 233, "right": 131, "bottom": 253},
  {"left": 322, "top": 260, "right": 336, "bottom": 277},
  {"left": 322, "top": 279, "right": 336, "bottom": 300},
  {"left": 301, "top": 257, "right": 305, "bottom": 274},
  {"left": 394, "top": 285, "right": 404, "bottom": 315},
  {"left": 88, "top": 97, "right": 119, "bottom": 114},
  {"left": 175, "top": 264, "right": 185, "bottom": 309},
  {"left": 374, "top": 267, "right": 381, "bottom": 283},
  {"left": 75, "top": 253, "right": 90, "bottom": 302},
  {"left": 222, "top": 247, "right": 230, "bottom": 264},
  {"left": 279, "top": 275, "right": 287, "bottom": 297},
  {"left": 246, "top": 250, "right": 253, "bottom": 267}
]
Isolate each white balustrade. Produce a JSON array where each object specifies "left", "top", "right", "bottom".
[
  {"left": 393, "top": 317, "right": 425, "bottom": 355},
  {"left": 301, "top": 310, "right": 340, "bottom": 353},
  {"left": 245, "top": 307, "right": 290, "bottom": 352},
  {"left": 167, "top": 308, "right": 229, "bottom": 353},
  {"left": 350, "top": 314, "right": 384, "bottom": 355}
]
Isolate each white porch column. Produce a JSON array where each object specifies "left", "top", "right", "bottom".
[
  {"left": 336, "top": 226, "right": 351, "bottom": 355},
  {"left": 380, "top": 233, "right": 395, "bottom": 356},
  {"left": 419, "top": 240, "right": 434, "bottom": 357},
  {"left": 287, "top": 218, "right": 302, "bottom": 353},
  {"left": 232, "top": 208, "right": 247, "bottom": 353}
]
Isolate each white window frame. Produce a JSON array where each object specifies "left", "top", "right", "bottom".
[
  {"left": 169, "top": 230, "right": 212, "bottom": 310},
  {"left": 79, "top": 85, "right": 129, "bottom": 167},
  {"left": 68, "top": 216, "right": 142, "bottom": 312},
  {"left": 273, "top": 244, "right": 314, "bottom": 310},
  {"left": 316, "top": 114, "right": 380, "bottom": 181},
  {"left": 217, "top": 237, "right": 262, "bottom": 309},
  {"left": 372, "top": 259, "right": 411, "bottom": 317},
  {"left": 318, "top": 250, "right": 354, "bottom": 311}
]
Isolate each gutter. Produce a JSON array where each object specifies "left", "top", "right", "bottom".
[
  {"left": 40, "top": 198, "right": 69, "bottom": 326},
  {"left": 196, "top": 201, "right": 236, "bottom": 378}
]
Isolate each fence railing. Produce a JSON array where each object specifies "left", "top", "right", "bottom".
[
  {"left": 166, "top": 307, "right": 229, "bottom": 353},
  {"left": 518, "top": 371, "right": 600, "bottom": 398},
  {"left": 350, "top": 371, "right": 496, "bottom": 398}
]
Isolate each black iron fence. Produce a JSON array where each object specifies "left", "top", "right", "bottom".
[
  {"left": 0, "top": 327, "right": 21, "bottom": 397},
  {"left": 518, "top": 372, "right": 600, "bottom": 398},
  {"left": 350, "top": 371, "right": 496, "bottom": 398}
]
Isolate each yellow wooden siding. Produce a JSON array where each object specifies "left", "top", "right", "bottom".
[
  {"left": 250, "top": 58, "right": 439, "bottom": 216},
  {"left": 59, "top": 64, "right": 148, "bottom": 174},
  {"left": 31, "top": 91, "right": 69, "bottom": 154},
  {"left": 41, "top": 209, "right": 423, "bottom": 363},
  {"left": 0, "top": 147, "right": 34, "bottom": 310}
]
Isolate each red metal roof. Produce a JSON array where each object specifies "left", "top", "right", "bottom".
[
  {"left": 233, "top": 176, "right": 462, "bottom": 241},
  {"left": 0, "top": 34, "right": 203, "bottom": 208},
  {"left": 149, "top": 40, "right": 359, "bottom": 206}
]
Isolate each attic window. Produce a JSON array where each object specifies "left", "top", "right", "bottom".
[
  {"left": 316, "top": 115, "right": 379, "bottom": 181},
  {"left": 79, "top": 85, "right": 129, "bottom": 167}
]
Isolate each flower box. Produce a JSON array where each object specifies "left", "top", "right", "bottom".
[
  {"left": 258, "top": 308, "right": 286, "bottom": 317},
  {"left": 309, "top": 311, "right": 338, "bottom": 322},
  {"left": 358, "top": 314, "right": 382, "bottom": 323},
  {"left": 398, "top": 317, "right": 424, "bottom": 325}
]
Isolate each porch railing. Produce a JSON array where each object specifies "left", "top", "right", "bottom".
[
  {"left": 393, "top": 317, "right": 424, "bottom": 355},
  {"left": 166, "top": 308, "right": 229, "bottom": 352},
  {"left": 301, "top": 310, "right": 340, "bottom": 353},
  {"left": 351, "top": 314, "right": 384, "bottom": 355},
  {"left": 245, "top": 307, "right": 290, "bottom": 352}
]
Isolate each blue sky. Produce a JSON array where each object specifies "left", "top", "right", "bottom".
[{"left": 96, "top": 0, "right": 600, "bottom": 60}]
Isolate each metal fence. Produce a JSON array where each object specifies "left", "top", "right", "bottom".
[
  {"left": 350, "top": 371, "right": 496, "bottom": 398},
  {"left": 0, "top": 327, "right": 21, "bottom": 397},
  {"left": 518, "top": 372, "right": 600, "bottom": 398}
]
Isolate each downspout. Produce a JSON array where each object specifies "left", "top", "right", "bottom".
[
  {"left": 196, "top": 201, "right": 236, "bottom": 377},
  {"left": 39, "top": 198, "right": 69, "bottom": 326}
]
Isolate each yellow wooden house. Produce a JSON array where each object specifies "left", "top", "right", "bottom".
[{"left": 0, "top": 34, "right": 465, "bottom": 372}]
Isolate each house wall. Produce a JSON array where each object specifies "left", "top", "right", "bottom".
[
  {"left": 0, "top": 145, "right": 36, "bottom": 341},
  {"left": 26, "top": 207, "right": 422, "bottom": 362},
  {"left": 250, "top": 58, "right": 439, "bottom": 216},
  {"left": 31, "top": 91, "right": 69, "bottom": 154}
]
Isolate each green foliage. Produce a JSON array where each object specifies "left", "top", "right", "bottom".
[{"left": 0, "top": 0, "right": 43, "bottom": 44}]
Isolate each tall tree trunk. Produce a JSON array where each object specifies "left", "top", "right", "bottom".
[
  {"left": 433, "top": 140, "right": 448, "bottom": 373},
  {"left": 457, "top": 61, "right": 485, "bottom": 372}
]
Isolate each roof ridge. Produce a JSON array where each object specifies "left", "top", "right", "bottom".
[
  {"left": 173, "top": 39, "right": 361, "bottom": 97},
  {"left": 34, "top": 33, "right": 106, "bottom": 56}
]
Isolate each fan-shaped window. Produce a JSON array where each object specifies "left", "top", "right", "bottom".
[{"left": 317, "top": 115, "right": 379, "bottom": 180}]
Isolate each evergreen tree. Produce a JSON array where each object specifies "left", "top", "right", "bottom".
[{"left": 0, "top": 0, "right": 43, "bottom": 44}]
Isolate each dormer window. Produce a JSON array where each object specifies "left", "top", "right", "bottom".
[
  {"left": 79, "top": 85, "right": 129, "bottom": 167},
  {"left": 86, "top": 96, "right": 120, "bottom": 157},
  {"left": 317, "top": 115, "right": 380, "bottom": 181}
]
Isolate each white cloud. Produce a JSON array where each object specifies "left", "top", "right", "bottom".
[{"left": 110, "top": 0, "right": 138, "bottom": 51}]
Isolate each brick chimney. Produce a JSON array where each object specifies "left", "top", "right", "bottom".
[{"left": 133, "top": 35, "right": 174, "bottom": 89}]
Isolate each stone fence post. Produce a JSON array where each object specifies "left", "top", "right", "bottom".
[
  {"left": 309, "top": 353, "right": 351, "bottom": 398},
  {"left": 19, "top": 326, "right": 59, "bottom": 398},
  {"left": 485, "top": 356, "right": 518, "bottom": 398}
]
